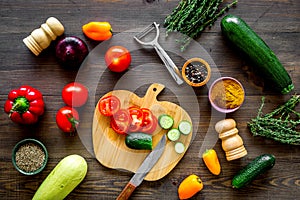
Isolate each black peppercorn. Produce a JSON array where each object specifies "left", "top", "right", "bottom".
[
  {"left": 182, "top": 58, "right": 211, "bottom": 87},
  {"left": 185, "top": 61, "right": 208, "bottom": 83}
]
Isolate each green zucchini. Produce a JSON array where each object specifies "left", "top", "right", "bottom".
[
  {"left": 232, "top": 154, "right": 275, "bottom": 189},
  {"left": 33, "top": 154, "right": 88, "bottom": 200},
  {"left": 125, "top": 132, "right": 152, "bottom": 150},
  {"left": 221, "top": 15, "right": 294, "bottom": 94}
]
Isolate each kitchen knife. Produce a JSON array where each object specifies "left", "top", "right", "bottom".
[{"left": 116, "top": 134, "right": 166, "bottom": 200}]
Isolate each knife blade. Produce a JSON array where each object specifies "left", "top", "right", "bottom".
[{"left": 116, "top": 134, "right": 166, "bottom": 200}]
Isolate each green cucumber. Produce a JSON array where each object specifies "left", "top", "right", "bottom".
[
  {"left": 125, "top": 132, "right": 152, "bottom": 150},
  {"left": 174, "top": 142, "right": 185, "bottom": 154},
  {"left": 158, "top": 114, "right": 174, "bottom": 129},
  {"left": 167, "top": 128, "right": 181, "bottom": 141},
  {"left": 232, "top": 154, "right": 275, "bottom": 189},
  {"left": 33, "top": 154, "right": 88, "bottom": 200},
  {"left": 178, "top": 120, "right": 192, "bottom": 135},
  {"left": 221, "top": 15, "right": 294, "bottom": 94}
]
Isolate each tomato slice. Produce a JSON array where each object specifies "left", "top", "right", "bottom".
[
  {"left": 111, "top": 109, "right": 130, "bottom": 135},
  {"left": 128, "top": 106, "right": 144, "bottom": 133},
  {"left": 99, "top": 95, "right": 121, "bottom": 117},
  {"left": 140, "top": 108, "right": 158, "bottom": 134}
]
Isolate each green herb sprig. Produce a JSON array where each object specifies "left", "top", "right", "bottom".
[
  {"left": 164, "top": 0, "right": 238, "bottom": 51},
  {"left": 248, "top": 95, "right": 300, "bottom": 145}
]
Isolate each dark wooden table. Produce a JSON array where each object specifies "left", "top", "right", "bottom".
[{"left": 1, "top": 0, "right": 299, "bottom": 199}]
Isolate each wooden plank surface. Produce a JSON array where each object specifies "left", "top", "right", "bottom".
[{"left": 0, "top": 0, "right": 299, "bottom": 199}]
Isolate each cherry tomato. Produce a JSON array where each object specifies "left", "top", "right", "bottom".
[
  {"left": 62, "top": 82, "right": 89, "bottom": 107},
  {"left": 111, "top": 109, "right": 131, "bottom": 135},
  {"left": 140, "top": 108, "right": 158, "bottom": 134},
  {"left": 99, "top": 95, "right": 121, "bottom": 117},
  {"left": 56, "top": 106, "right": 79, "bottom": 133},
  {"left": 128, "top": 106, "right": 144, "bottom": 133},
  {"left": 105, "top": 46, "right": 131, "bottom": 72}
]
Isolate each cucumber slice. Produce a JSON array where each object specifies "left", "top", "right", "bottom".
[
  {"left": 167, "top": 128, "right": 180, "bottom": 141},
  {"left": 158, "top": 114, "right": 174, "bottom": 130},
  {"left": 178, "top": 120, "right": 192, "bottom": 135},
  {"left": 174, "top": 142, "right": 185, "bottom": 154}
]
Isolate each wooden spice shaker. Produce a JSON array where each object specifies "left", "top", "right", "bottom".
[
  {"left": 23, "top": 17, "right": 64, "bottom": 56},
  {"left": 215, "top": 118, "right": 247, "bottom": 161}
]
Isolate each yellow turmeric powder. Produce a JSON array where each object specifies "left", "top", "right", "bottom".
[{"left": 210, "top": 78, "right": 244, "bottom": 109}]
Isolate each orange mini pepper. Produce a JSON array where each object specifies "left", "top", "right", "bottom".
[
  {"left": 82, "top": 22, "right": 112, "bottom": 41},
  {"left": 178, "top": 174, "right": 203, "bottom": 199},
  {"left": 202, "top": 149, "right": 221, "bottom": 175}
]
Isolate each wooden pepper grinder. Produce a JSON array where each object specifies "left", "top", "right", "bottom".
[
  {"left": 215, "top": 118, "right": 247, "bottom": 161},
  {"left": 23, "top": 17, "right": 64, "bottom": 56}
]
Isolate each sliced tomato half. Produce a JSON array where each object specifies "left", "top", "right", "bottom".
[
  {"left": 110, "top": 109, "right": 130, "bottom": 135},
  {"left": 98, "top": 95, "right": 121, "bottom": 117},
  {"left": 128, "top": 106, "right": 144, "bottom": 133},
  {"left": 140, "top": 108, "right": 158, "bottom": 134}
]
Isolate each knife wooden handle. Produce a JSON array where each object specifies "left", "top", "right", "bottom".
[{"left": 116, "top": 182, "right": 136, "bottom": 200}]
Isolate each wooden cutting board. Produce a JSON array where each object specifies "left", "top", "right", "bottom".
[{"left": 92, "top": 83, "right": 193, "bottom": 181}]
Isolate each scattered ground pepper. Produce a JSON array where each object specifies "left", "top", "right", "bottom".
[
  {"left": 210, "top": 78, "right": 244, "bottom": 109},
  {"left": 15, "top": 143, "right": 45, "bottom": 172}
]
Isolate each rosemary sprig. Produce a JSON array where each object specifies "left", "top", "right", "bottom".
[
  {"left": 248, "top": 95, "right": 300, "bottom": 145},
  {"left": 164, "top": 0, "right": 238, "bottom": 51}
]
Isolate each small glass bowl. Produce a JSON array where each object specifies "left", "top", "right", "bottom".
[
  {"left": 208, "top": 77, "right": 245, "bottom": 113},
  {"left": 12, "top": 138, "right": 48, "bottom": 175},
  {"left": 181, "top": 58, "right": 211, "bottom": 87}
]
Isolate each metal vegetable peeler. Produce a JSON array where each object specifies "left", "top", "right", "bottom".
[{"left": 134, "top": 22, "right": 184, "bottom": 85}]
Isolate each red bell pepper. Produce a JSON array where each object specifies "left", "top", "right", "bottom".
[{"left": 4, "top": 85, "right": 45, "bottom": 124}]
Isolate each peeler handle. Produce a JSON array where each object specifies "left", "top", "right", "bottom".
[{"left": 153, "top": 43, "right": 184, "bottom": 85}]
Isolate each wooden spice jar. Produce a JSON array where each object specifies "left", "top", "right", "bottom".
[
  {"left": 215, "top": 118, "right": 247, "bottom": 161},
  {"left": 23, "top": 17, "right": 64, "bottom": 56}
]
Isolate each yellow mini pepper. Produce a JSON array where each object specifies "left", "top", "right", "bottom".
[
  {"left": 82, "top": 21, "right": 112, "bottom": 41},
  {"left": 202, "top": 149, "right": 221, "bottom": 175},
  {"left": 178, "top": 174, "right": 203, "bottom": 199}
]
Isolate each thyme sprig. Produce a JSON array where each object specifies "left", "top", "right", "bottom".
[
  {"left": 248, "top": 95, "right": 300, "bottom": 145},
  {"left": 164, "top": 0, "right": 238, "bottom": 51}
]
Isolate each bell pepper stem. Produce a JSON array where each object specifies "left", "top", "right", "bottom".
[{"left": 11, "top": 97, "right": 29, "bottom": 114}]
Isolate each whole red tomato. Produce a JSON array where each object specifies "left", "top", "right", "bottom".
[
  {"left": 62, "top": 82, "right": 89, "bottom": 107},
  {"left": 56, "top": 106, "right": 79, "bottom": 133},
  {"left": 105, "top": 46, "right": 131, "bottom": 72}
]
